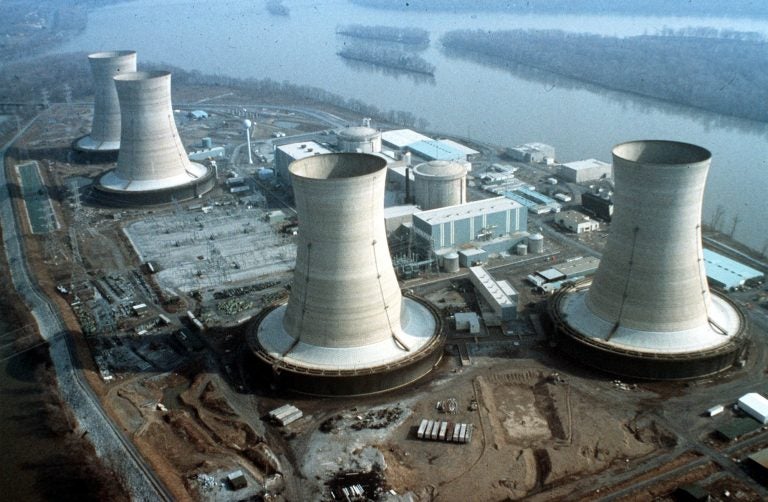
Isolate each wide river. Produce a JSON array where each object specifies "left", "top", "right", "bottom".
[{"left": 56, "top": 0, "right": 768, "bottom": 249}]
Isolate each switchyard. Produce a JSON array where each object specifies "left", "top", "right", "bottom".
[{"left": 124, "top": 204, "right": 296, "bottom": 293}]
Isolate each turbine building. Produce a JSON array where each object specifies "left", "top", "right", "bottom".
[
  {"left": 94, "top": 71, "right": 215, "bottom": 205},
  {"left": 248, "top": 153, "right": 444, "bottom": 395},
  {"left": 548, "top": 140, "right": 746, "bottom": 379}
]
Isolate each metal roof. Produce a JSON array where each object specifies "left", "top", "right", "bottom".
[
  {"left": 381, "top": 129, "right": 431, "bottom": 149},
  {"left": 414, "top": 196, "right": 522, "bottom": 226},
  {"left": 703, "top": 248, "right": 764, "bottom": 289},
  {"left": 407, "top": 139, "right": 466, "bottom": 161},
  {"left": 438, "top": 138, "right": 479, "bottom": 156},
  {"left": 277, "top": 141, "right": 332, "bottom": 160},
  {"left": 561, "top": 158, "right": 610, "bottom": 171}
]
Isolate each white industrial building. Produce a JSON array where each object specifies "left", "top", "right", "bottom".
[
  {"left": 738, "top": 393, "right": 768, "bottom": 424},
  {"left": 469, "top": 266, "right": 517, "bottom": 321},
  {"left": 560, "top": 158, "right": 612, "bottom": 183},
  {"left": 555, "top": 210, "right": 600, "bottom": 233},
  {"left": 274, "top": 141, "right": 332, "bottom": 187},
  {"left": 412, "top": 197, "right": 527, "bottom": 251},
  {"left": 506, "top": 143, "right": 555, "bottom": 164}
]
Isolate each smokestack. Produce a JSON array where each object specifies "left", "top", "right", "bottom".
[
  {"left": 249, "top": 153, "right": 443, "bottom": 395},
  {"left": 75, "top": 50, "right": 137, "bottom": 152},
  {"left": 550, "top": 140, "right": 745, "bottom": 380}
]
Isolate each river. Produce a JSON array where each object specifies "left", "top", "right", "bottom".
[{"left": 54, "top": 0, "right": 768, "bottom": 249}]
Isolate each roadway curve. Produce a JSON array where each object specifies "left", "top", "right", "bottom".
[{"left": 0, "top": 120, "right": 172, "bottom": 501}]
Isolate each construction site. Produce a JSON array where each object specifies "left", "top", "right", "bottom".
[{"left": 2, "top": 52, "right": 768, "bottom": 502}]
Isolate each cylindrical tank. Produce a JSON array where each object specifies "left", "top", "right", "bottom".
[
  {"left": 443, "top": 252, "right": 460, "bottom": 273},
  {"left": 337, "top": 126, "right": 382, "bottom": 153},
  {"left": 282, "top": 154, "right": 403, "bottom": 347},
  {"left": 76, "top": 50, "right": 137, "bottom": 152},
  {"left": 202, "top": 137, "right": 213, "bottom": 149},
  {"left": 412, "top": 160, "right": 467, "bottom": 210},
  {"left": 103, "top": 71, "right": 208, "bottom": 191},
  {"left": 516, "top": 243, "right": 528, "bottom": 256},
  {"left": 585, "top": 140, "right": 712, "bottom": 332},
  {"left": 528, "top": 233, "right": 544, "bottom": 254}
]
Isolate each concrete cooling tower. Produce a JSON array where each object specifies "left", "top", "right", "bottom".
[
  {"left": 94, "top": 71, "right": 214, "bottom": 205},
  {"left": 74, "top": 50, "right": 137, "bottom": 154},
  {"left": 548, "top": 140, "right": 746, "bottom": 379},
  {"left": 412, "top": 160, "right": 467, "bottom": 210},
  {"left": 248, "top": 153, "right": 444, "bottom": 395}
]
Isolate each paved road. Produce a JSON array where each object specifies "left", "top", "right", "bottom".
[{"left": 0, "top": 120, "right": 172, "bottom": 501}]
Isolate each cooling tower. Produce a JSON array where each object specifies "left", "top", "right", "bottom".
[
  {"left": 94, "top": 71, "right": 214, "bottom": 205},
  {"left": 248, "top": 153, "right": 443, "bottom": 395},
  {"left": 74, "top": 50, "right": 137, "bottom": 154},
  {"left": 549, "top": 140, "right": 746, "bottom": 379}
]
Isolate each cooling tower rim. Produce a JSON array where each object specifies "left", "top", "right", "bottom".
[
  {"left": 612, "top": 139, "right": 711, "bottom": 166},
  {"left": 289, "top": 152, "right": 386, "bottom": 181},
  {"left": 114, "top": 70, "right": 171, "bottom": 82},
  {"left": 88, "top": 50, "right": 136, "bottom": 60}
]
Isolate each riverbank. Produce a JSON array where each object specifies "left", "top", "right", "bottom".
[
  {"left": 0, "top": 227, "right": 128, "bottom": 500},
  {"left": 440, "top": 29, "right": 768, "bottom": 123}
]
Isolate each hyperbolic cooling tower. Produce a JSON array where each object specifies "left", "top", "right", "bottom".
[
  {"left": 550, "top": 140, "right": 746, "bottom": 379},
  {"left": 74, "top": 50, "right": 137, "bottom": 153},
  {"left": 249, "top": 153, "right": 443, "bottom": 395},
  {"left": 95, "top": 71, "right": 214, "bottom": 205}
]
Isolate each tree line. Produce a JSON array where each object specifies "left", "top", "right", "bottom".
[
  {"left": 440, "top": 29, "right": 768, "bottom": 123},
  {"left": 336, "top": 24, "right": 430, "bottom": 46}
]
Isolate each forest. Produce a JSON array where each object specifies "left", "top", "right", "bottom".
[
  {"left": 336, "top": 25, "right": 430, "bottom": 46},
  {"left": 440, "top": 29, "right": 768, "bottom": 123},
  {"left": 337, "top": 47, "right": 435, "bottom": 76},
  {"left": 352, "top": 0, "right": 768, "bottom": 17}
]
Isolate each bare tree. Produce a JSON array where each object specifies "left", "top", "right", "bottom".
[
  {"left": 728, "top": 213, "right": 740, "bottom": 238},
  {"left": 710, "top": 204, "right": 725, "bottom": 231}
]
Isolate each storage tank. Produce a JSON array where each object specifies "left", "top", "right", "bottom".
[
  {"left": 412, "top": 160, "right": 467, "bottom": 210},
  {"left": 443, "top": 252, "right": 460, "bottom": 273},
  {"left": 528, "top": 233, "right": 544, "bottom": 254},
  {"left": 249, "top": 153, "right": 443, "bottom": 395},
  {"left": 94, "top": 71, "right": 215, "bottom": 205},
  {"left": 337, "top": 126, "right": 382, "bottom": 153},
  {"left": 74, "top": 50, "right": 137, "bottom": 153},
  {"left": 516, "top": 243, "right": 528, "bottom": 256},
  {"left": 549, "top": 140, "right": 746, "bottom": 380}
]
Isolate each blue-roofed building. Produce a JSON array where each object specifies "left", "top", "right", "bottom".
[
  {"left": 407, "top": 139, "right": 466, "bottom": 162},
  {"left": 703, "top": 248, "right": 765, "bottom": 290},
  {"left": 505, "top": 188, "right": 562, "bottom": 214}
]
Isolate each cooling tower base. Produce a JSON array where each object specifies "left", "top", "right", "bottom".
[
  {"left": 548, "top": 281, "right": 748, "bottom": 380},
  {"left": 73, "top": 134, "right": 121, "bottom": 153},
  {"left": 92, "top": 165, "right": 215, "bottom": 206},
  {"left": 247, "top": 294, "right": 445, "bottom": 396}
]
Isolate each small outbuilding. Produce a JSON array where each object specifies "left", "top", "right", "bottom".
[
  {"left": 738, "top": 393, "right": 768, "bottom": 424},
  {"left": 226, "top": 470, "right": 247, "bottom": 490}
]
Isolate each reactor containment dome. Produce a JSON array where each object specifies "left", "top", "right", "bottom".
[
  {"left": 248, "top": 153, "right": 444, "bottom": 395},
  {"left": 412, "top": 160, "right": 468, "bottom": 210},
  {"left": 94, "top": 71, "right": 214, "bottom": 205},
  {"left": 74, "top": 50, "right": 137, "bottom": 155},
  {"left": 548, "top": 140, "right": 746, "bottom": 380}
]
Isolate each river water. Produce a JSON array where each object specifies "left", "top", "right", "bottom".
[{"left": 55, "top": 0, "right": 768, "bottom": 248}]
